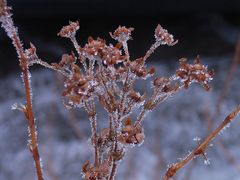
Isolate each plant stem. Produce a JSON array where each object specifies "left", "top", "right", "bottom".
[
  {"left": 0, "top": 3, "right": 44, "bottom": 176},
  {"left": 163, "top": 105, "right": 240, "bottom": 180},
  {"left": 13, "top": 33, "right": 44, "bottom": 180}
]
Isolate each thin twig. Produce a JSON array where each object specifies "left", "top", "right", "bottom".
[
  {"left": 163, "top": 105, "right": 240, "bottom": 180},
  {"left": 0, "top": 3, "right": 44, "bottom": 179},
  {"left": 33, "top": 59, "right": 69, "bottom": 77},
  {"left": 203, "top": 40, "right": 240, "bottom": 172},
  {"left": 216, "top": 39, "right": 240, "bottom": 113}
]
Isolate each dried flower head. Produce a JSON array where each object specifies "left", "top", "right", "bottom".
[
  {"left": 83, "top": 37, "right": 126, "bottom": 65},
  {"left": 110, "top": 26, "right": 134, "bottom": 42},
  {"left": 83, "top": 37, "right": 106, "bottom": 59},
  {"left": 119, "top": 122, "right": 145, "bottom": 145},
  {"left": 126, "top": 57, "right": 154, "bottom": 79},
  {"left": 57, "top": 21, "right": 79, "bottom": 38},
  {"left": 62, "top": 65, "right": 90, "bottom": 107},
  {"left": 155, "top": 24, "right": 178, "bottom": 46},
  {"left": 176, "top": 56, "right": 214, "bottom": 90}
]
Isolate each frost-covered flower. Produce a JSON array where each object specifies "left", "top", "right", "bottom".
[
  {"left": 57, "top": 21, "right": 79, "bottom": 38},
  {"left": 176, "top": 56, "right": 214, "bottom": 90},
  {"left": 154, "top": 24, "right": 178, "bottom": 46},
  {"left": 110, "top": 26, "right": 134, "bottom": 43},
  {"left": 83, "top": 37, "right": 126, "bottom": 65}
]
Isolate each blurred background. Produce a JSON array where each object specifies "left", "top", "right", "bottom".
[{"left": 0, "top": 0, "right": 240, "bottom": 180}]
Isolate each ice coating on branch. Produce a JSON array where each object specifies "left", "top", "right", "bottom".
[{"left": 0, "top": 13, "right": 23, "bottom": 58}]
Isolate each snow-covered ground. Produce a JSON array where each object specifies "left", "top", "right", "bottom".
[{"left": 0, "top": 57, "right": 240, "bottom": 180}]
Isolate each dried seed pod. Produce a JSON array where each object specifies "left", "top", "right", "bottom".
[
  {"left": 154, "top": 24, "right": 178, "bottom": 46},
  {"left": 176, "top": 56, "right": 214, "bottom": 90},
  {"left": 110, "top": 26, "right": 134, "bottom": 42},
  {"left": 58, "top": 21, "right": 79, "bottom": 38}
]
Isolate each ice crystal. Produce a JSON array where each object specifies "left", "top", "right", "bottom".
[
  {"left": 11, "top": 103, "right": 18, "bottom": 110},
  {"left": 193, "top": 136, "right": 201, "bottom": 142},
  {"left": 204, "top": 158, "right": 211, "bottom": 166}
]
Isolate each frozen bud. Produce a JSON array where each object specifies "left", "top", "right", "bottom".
[
  {"left": 176, "top": 56, "right": 214, "bottom": 90},
  {"left": 58, "top": 21, "right": 79, "bottom": 38},
  {"left": 154, "top": 24, "right": 178, "bottom": 46},
  {"left": 110, "top": 26, "right": 134, "bottom": 43}
]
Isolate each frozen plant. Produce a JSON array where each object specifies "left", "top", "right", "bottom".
[
  {"left": 1, "top": 0, "right": 239, "bottom": 180},
  {"left": 0, "top": 0, "right": 44, "bottom": 179}
]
